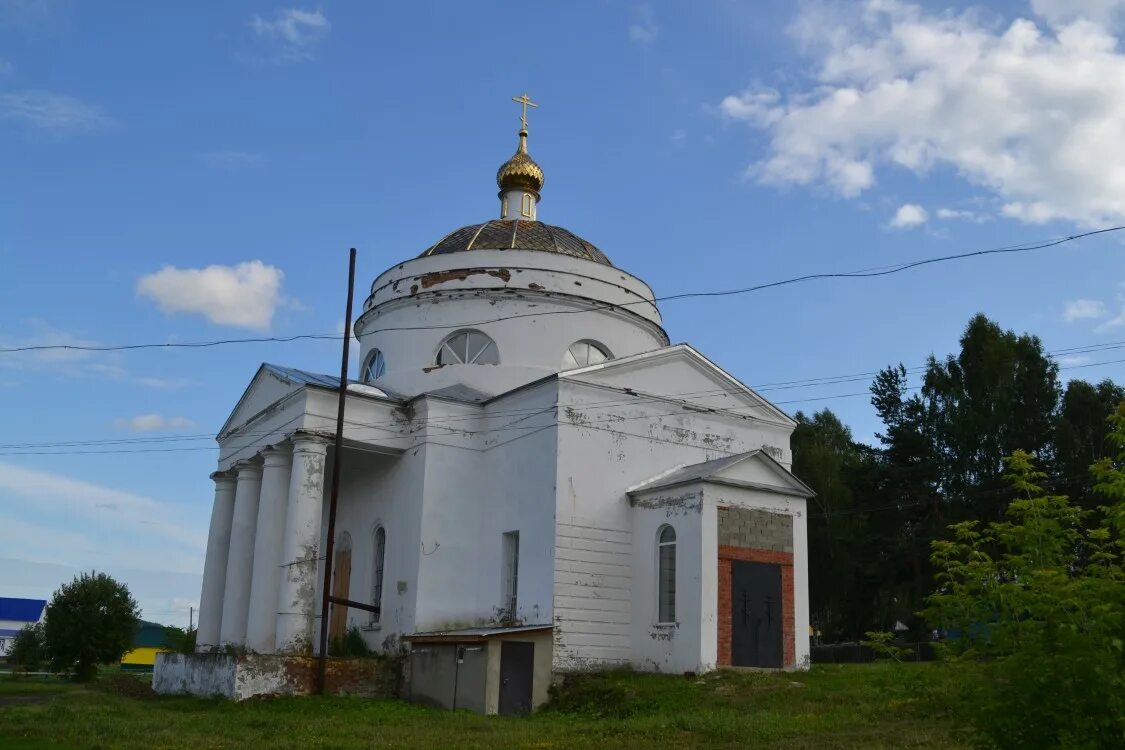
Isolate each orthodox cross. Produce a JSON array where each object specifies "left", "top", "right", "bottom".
[{"left": 512, "top": 93, "right": 539, "bottom": 130}]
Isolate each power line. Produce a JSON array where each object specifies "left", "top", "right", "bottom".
[
  {"left": 4, "top": 339, "right": 1123, "bottom": 454},
  {"left": 2, "top": 225, "right": 1121, "bottom": 355}
]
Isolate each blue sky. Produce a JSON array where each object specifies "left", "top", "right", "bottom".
[{"left": 3, "top": 0, "right": 1125, "bottom": 626}]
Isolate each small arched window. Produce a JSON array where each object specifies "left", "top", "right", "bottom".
[
  {"left": 361, "top": 349, "right": 386, "bottom": 382},
  {"left": 371, "top": 526, "right": 385, "bottom": 624},
  {"left": 657, "top": 525, "right": 676, "bottom": 623},
  {"left": 436, "top": 330, "right": 499, "bottom": 365},
  {"left": 562, "top": 340, "right": 611, "bottom": 370},
  {"left": 521, "top": 193, "right": 534, "bottom": 218}
]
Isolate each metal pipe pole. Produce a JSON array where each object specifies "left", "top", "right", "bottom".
[{"left": 317, "top": 247, "right": 357, "bottom": 695}]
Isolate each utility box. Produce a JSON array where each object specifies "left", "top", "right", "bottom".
[{"left": 404, "top": 625, "right": 552, "bottom": 715}]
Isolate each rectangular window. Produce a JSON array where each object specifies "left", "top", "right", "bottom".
[
  {"left": 521, "top": 193, "right": 534, "bottom": 217},
  {"left": 502, "top": 531, "right": 520, "bottom": 619}
]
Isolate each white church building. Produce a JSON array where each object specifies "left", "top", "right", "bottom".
[{"left": 159, "top": 100, "right": 812, "bottom": 711}]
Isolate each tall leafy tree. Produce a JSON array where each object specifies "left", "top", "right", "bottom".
[
  {"left": 44, "top": 571, "right": 140, "bottom": 681},
  {"left": 1056, "top": 378, "right": 1125, "bottom": 511},
  {"left": 792, "top": 409, "right": 875, "bottom": 639},
  {"left": 922, "top": 314, "right": 1060, "bottom": 520},
  {"left": 869, "top": 363, "right": 943, "bottom": 631},
  {"left": 923, "top": 443, "right": 1125, "bottom": 748}
]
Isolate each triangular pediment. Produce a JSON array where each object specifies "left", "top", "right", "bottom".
[
  {"left": 559, "top": 344, "right": 796, "bottom": 428},
  {"left": 218, "top": 364, "right": 308, "bottom": 437},
  {"left": 628, "top": 449, "right": 814, "bottom": 498}
]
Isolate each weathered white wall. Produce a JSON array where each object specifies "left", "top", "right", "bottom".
[
  {"left": 153, "top": 653, "right": 237, "bottom": 698},
  {"left": 354, "top": 250, "right": 668, "bottom": 400},
  {"left": 629, "top": 489, "right": 708, "bottom": 673},
  {"left": 551, "top": 358, "right": 796, "bottom": 672},
  {"left": 410, "top": 382, "right": 559, "bottom": 632},
  {"left": 317, "top": 442, "right": 427, "bottom": 653}
]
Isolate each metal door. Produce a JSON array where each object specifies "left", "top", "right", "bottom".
[
  {"left": 498, "top": 641, "right": 535, "bottom": 716},
  {"left": 731, "top": 560, "right": 783, "bottom": 668}
]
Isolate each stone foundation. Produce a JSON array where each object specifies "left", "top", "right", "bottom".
[{"left": 153, "top": 652, "right": 400, "bottom": 700}]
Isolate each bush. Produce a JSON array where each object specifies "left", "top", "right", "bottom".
[
  {"left": 44, "top": 571, "right": 140, "bottom": 681},
  {"left": 544, "top": 671, "right": 647, "bottom": 719},
  {"left": 921, "top": 435, "right": 1125, "bottom": 749},
  {"left": 9, "top": 623, "right": 46, "bottom": 670},
  {"left": 328, "top": 626, "right": 372, "bottom": 658},
  {"left": 163, "top": 626, "right": 196, "bottom": 654}
]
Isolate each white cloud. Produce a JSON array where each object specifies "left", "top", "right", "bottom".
[
  {"left": 1064, "top": 298, "right": 1107, "bottom": 321},
  {"left": 720, "top": 1, "right": 1125, "bottom": 225},
  {"left": 136, "top": 260, "right": 285, "bottom": 331},
  {"left": 1056, "top": 354, "right": 1093, "bottom": 367},
  {"left": 890, "top": 203, "right": 927, "bottom": 228},
  {"left": 628, "top": 5, "right": 659, "bottom": 43},
  {"left": 248, "top": 7, "right": 329, "bottom": 62},
  {"left": 0, "top": 463, "right": 206, "bottom": 558},
  {"left": 0, "top": 90, "right": 113, "bottom": 132},
  {"left": 0, "top": 319, "right": 191, "bottom": 388},
  {"left": 114, "top": 414, "right": 196, "bottom": 432},
  {"left": 935, "top": 207, "right": 984, "bottom": 221},
  {"left": 1032, "top": 0, "right": 1125, "bottom": 29}
]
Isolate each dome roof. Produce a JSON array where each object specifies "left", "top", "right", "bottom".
[
  {"left": 496, "top": 129, "right": 544, "bottom": 195},
  {"left": 420, "top": 220, "right": 613, "bottom": 266}
]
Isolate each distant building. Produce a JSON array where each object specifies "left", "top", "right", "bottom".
[
  {"left": 121, "top": 621, "right": 171, "bottom": 671},
  {"left": 0, "top": 597, "right": 47, "bottom": 657}
]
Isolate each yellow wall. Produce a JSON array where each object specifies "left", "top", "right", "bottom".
[{"left": 121, "top": 646, "right": 168, "bottom": 667}]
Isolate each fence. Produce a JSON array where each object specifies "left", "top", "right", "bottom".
[{"left": 811, "top": 641, "right": 938, "bottom": 663}]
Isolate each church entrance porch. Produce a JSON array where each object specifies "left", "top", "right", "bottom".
[{"left": 716, "top": 507, "right": 796, "bottom": 669}]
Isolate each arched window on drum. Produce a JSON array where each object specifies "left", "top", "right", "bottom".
[{"left": 562, "top": 340, "right": 611, "bottom": 370}]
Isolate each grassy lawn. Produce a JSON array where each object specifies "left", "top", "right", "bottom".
[{"left": 0, "top": 663, "right": 965, "bottom": 749}]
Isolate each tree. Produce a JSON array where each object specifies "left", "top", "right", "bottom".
[
  {"left": 44, "top": 571, "right": 140, "bottom": 681},
  {"left": 870, "top": 363, "right": 943, "bottom": 633},
  {"left": 9, "top": 622, "right": 45, "bottom": 670},
  {"left": 1056, "top": 378, "right": 1125, "bottom": 512},
  {"left": 922, "top": 441, "right": 1125, "bottom": 748},
  {"left": 162, "top": 625, "right": 196, "bottom": 654},
  {"left": 922, "top": 314, "right": 1060, "bottom": 521},
  {"left": 792, "top": 409, "right": 888, "bottom": 639}
]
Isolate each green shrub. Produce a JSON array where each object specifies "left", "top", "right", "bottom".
[
  {"left": 544, "top": 671, "right": 647, "bottom": 719},
  {"left": 921, "top": 422, "right": 1125, "bottom": 749},
  {"left": 44, "top": 571, "right": 140, "bottom": 681},
  {"left": 328, "top": 626, "right": 372, "bottom": 658},
  {"left": 9, "top": 623, "right": 46, "bottom": 670}
]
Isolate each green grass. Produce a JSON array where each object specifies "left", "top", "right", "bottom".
[{"left": 0, "top": 663, "right": 966, "bottom": 749}]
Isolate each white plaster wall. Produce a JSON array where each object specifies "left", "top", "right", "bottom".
[
  {"left": 318, "top": 442, "right": 428, "bottom": 654},
  {"left": 354, "top": 250, "right": 667, "bottom": 400},
  {"left": 629, "top": 491, "right": 707, "bottom": 673},
  {"left": 152, "top": 653, "right": 237, "bottom": 698},
  {"left": 552, "top": 376, "right": 795, "bottom": 672},
  {"left": 411, "top": 384, "right": 559, "bottom": 632}
]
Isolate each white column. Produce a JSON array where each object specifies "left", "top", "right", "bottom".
[
  {"left": 219, "top": 459, "right": 263, "bottom": 647},
  {"left": 244, "top": 445, "right": 292, "bottom": 653},
  {"left": 196, "top": 471, "right": 237, "bottom": 650},
  {"left": 275, "top": 433, "right": 329, "bottom": 654}
]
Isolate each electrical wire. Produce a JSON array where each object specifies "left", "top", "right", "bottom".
[
  {"left": 2, "top": 225, "right": 1120, "bottom": 354},
  {"left": 2, "top": 341, "right": 1122, "bottom": 455}
]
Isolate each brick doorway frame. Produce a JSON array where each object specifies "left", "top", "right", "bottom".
[{"left": 717, "top": 546, "right": 795, "bottom": 668}]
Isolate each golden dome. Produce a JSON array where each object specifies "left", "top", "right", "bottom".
[{"left": 496, "top": 129, "right": 544, "bottom": 196}]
